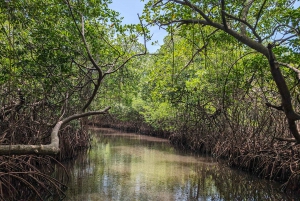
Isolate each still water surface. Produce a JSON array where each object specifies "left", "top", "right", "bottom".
[{"left": 59, "top": 128, "right": 298, "bottom": 201}]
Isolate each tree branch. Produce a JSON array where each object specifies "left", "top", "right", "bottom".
[
  {"left": 241, "top": 0, "right": 254, "bottom": 36},
  {"left": 224, "top": 10, "right": 262, "bottom": 42},
  {"left": 278, "top": 62, "right": 300, "bottom": 81},
  {"left": 174, "top": 0, "right": 213, "bottom": 24},
  {"left": 0, "top": 106, "right": 111, "bottom": 155},
  {"left": 254, "top": 0, "right": 267, "bottom": 30},
  {"left": 221, "top": 0, "right": 228, "bottom": 30},
  {"left": 175, "top": 28, "right": 218, "bottom": 79},
  {"left": 65, "top": 0, "right": 104, "bottom": 112},
  {"left": 161, "top": 18, "right": 269, "bottom": 56},
  {"left": 104, "top": 14, "right": 148, "bottom": 76},
  {"left": 175, "top": 43, "right": 208, "bottom": 80},
  {"left": 265, "top": 102, "right": 283, "bottom": 111},
  {"left": 275, "top": 137, "right": 296, "bottom": 143},
  {"left": 65, "top": 0, "right": 103, "bottom": 76}
]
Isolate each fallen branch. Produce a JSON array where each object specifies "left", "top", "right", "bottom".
[
  {"left": 275, "top": 137, "right": 296, "bottom": 143},
  {"left": 0, "top": 106, "right": 111, "bottom": 155}
]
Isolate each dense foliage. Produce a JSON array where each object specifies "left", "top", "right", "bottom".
[
  {"left": 1, "top": 0, "right": 300, "bottom": 199},
  {"left": 97, "top": 0, "right": 300, "bottom": 193},
  {"left": 0, "top": 0, "right": 146, "bottom": 199}
]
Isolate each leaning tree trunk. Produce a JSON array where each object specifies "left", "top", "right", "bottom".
[
  {"left": 0, "top": 107, "right": 111, "bottom": 155},
  {"left": 154, "top": 0, "right": 300, "bottom": 144}
]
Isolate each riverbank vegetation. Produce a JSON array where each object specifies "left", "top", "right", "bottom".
[
  {"left": 1, "top": 0, "right": 300, "bottom": 199},
  {"left": 94, "top": 0, "right": 300, "bottom": 194},
  {"left": 0, "top": 0, "right": 146, "bottom": 199}
]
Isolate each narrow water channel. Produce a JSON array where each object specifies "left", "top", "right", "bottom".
[{"left": 57, "top": 128, "right": 298, "bottom": 201}]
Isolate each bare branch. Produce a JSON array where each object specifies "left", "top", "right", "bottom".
[
  {"left": 278, "top": 62, "right": 300, "bottom": 81},
  {"left": 275, "top": 137, "right": 296, "bottom": 143},
  {"left": 0, "top": 107, "right": 111, "bottom": 155},
  {"left": 263, "top": 24, "right": 298, "bottom": 41},
  {"left": 275, "top": 34, "right": 298, "bottom": 46},
  {"left": 65, "top": 0, "right": 105, "bottom": 112},
  {"left": 265, "top": 102, "right": 283, "bottom": 111},
  {"left": 172, "top": 0, "right": 213, "bottom": 24},
  {"left": 254, "top": 0, "right": 267, "bottom": 30},
  {"left": 241, "top": 0, "right": 254, "bottom": 36},
  {"left": 223, "top": 11, "right": 262, "bottom": 42},
  {"left": 160, "top": 18, "right": 269, "bottom": 57},
  {"left": 175, "top": 28, "right": 218, "bottom": 79},
  {"left": 221, "top": 0, "right": 228, "bottom": 30},
  {"left": 104, "top": 14, "right": 148, "bottom": 76},
  {"left": 65, "top": 0, "right": 103, "bottom": 77}
]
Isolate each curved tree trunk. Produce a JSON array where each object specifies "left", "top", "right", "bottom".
[
  {"left": 157, "top": 0, "right": 300, "bottom": 144},
  {"left": 0, "top": 107, "right": 111, "bottom": 155}
]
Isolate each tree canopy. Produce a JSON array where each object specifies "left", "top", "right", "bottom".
[
  {"left": 0, "top": 0, "right": 147, "bottom": 155},
  {"left": 95, "top": 0, "right": 300, "bottom": 192},
  {"left": 1, "top": 0, "right": 300, "bottom": 198}
]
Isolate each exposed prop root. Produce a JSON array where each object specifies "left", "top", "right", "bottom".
[{"left": 0, "top": 155, "right": 68, "bottom": 201}]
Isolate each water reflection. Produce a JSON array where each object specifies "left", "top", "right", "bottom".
[{"left": 57, "top": 128, "right": 298, "bottom": 201}]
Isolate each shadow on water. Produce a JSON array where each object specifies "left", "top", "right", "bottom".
[{"left": 54, "top": 128, "right": 299, "bottom": 201}]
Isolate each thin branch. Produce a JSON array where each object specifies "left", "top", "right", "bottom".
[
  {"left": 278, "top": 62, "right": 300, "bottom": 81},
  {"left": 223, "top": 11, "right": 262, "bottom": 42},
  {"left": 254, "top": 0, "right": 267, "bottom": 30},
  {"left": 159, "top": 18, "right": 269, "bottom": 57},
  {"left": 152, "top": 0, "right": 170, "bottom": 8},
  {"left": 175, "top": 43, "right": 208, "bottom": 80},
  {"left": 58, "top": 93, "right": 68, "bottom": 121},
  {"left": 275, "top": 137, "right": 296, "bottom": 143},
  {"left": 265, "top": 102, "right": 283, "bottom": 111},
  {"left": 104, "top": 14, "right": 148, "bottom": 76},
  {"left": 262, "top": 24, "right": 297, "bottom": 41},
  {"left": 152, "top": 0, "right": 163, "bottom": 7},
  {"left": 221, "top": 0, "right": 228, "bottom": 30},
  {"left": 0, "top": 107, "right": 111, "bottom": 155},
  {"left": 96, "top": 25, "right": 122, "bottom": 58},
  {"left": 274, "top": 34, "right": 298, "bottom": 46},
  {"left": 171, "top": 0, "right": 213, "bottom": 24},
  {"left": 65, "top": 0, "right": 103, "bottom": 76},
  {"left": 175, "top": 28, "right": 218, "bottom": 79},
  {"left": 241, "top": 0, "right": 254, "bottom": 36},
  {"left": 222, "top": 51, "right": 257, "bottom": 109},
  {"left": 0, "top": 90, "right": 25, "bottom": 120},
  {"left": 72, "top": 58, "right": 96, "bottom": 71}
]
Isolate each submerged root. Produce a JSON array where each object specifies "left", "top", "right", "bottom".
[
  {"left": 0, "top": 155, "right": 68, "bottom": 201},
  {"left": 92, "top": 109, "right": 300, "bottom": 193},
  {"left": 169, "top": 129, "right": 300, "bottom": 193},
  {"left": 0, "top": 115, "right": 91, "bottom": 200}
]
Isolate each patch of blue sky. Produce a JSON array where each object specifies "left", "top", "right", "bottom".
[{"left": 109, "top": 0, "right": 167, "bottom": 53}]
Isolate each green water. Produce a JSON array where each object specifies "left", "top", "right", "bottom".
[{"left": 59, "top": 128, "right": 298, "bottom": 201}]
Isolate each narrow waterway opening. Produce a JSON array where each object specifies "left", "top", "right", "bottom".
[{"left": 55, "top": 128, "right": 298, "bottom": 201}]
